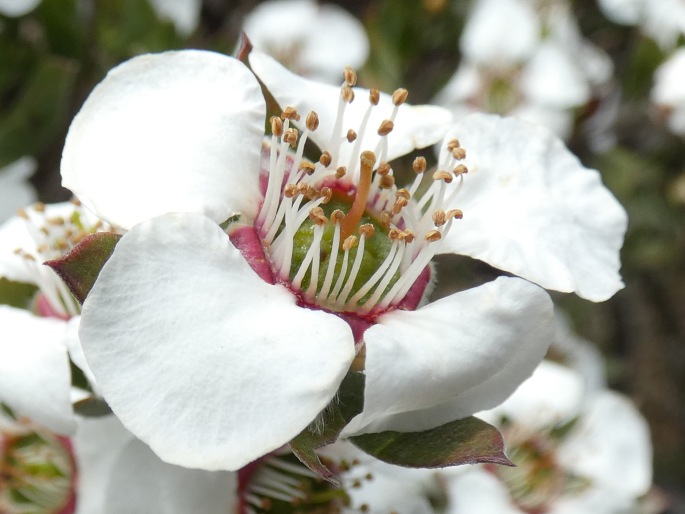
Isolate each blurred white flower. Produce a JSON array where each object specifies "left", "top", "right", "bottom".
[
  {"left": 652, "top": 48, "right": 685, "bottom": 136},
  {"left": 242, "top": 0, "right": 369, "bottom": 83},
  {"left": 0, "top": 157, "right": 36, "bottom": 223},
  {"left": 148, "top": 0, "right": 201, "bottom": 37},
  {"left": 0, "top": 0, "right": 40, "bottom": 17}
]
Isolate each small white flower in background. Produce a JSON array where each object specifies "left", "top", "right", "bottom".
[
  {"left": 0, "top": 0, "right": 40, "bottom": 17},
  {"left": 0, "top": 411, "right": 76, "bottom": 513},
  {"left": 0, "top": 201, "right": 108, "bottom": 433},
  {"left": 651, "top": 48, "right": 685, "bottom": 136},
  {"left": 435, "top": 0, "right": 613, "bottom": 141},
  {"left": 148, "top": 0, "right": 201, "bottom": 37},
  {"left": 597, "top": 0, "right": 685, "bottom": 51},
  {"left": 242, "top": 0, "right": 370, "bottom": 83},
  {"left": 59, "top": 48, "right": 626, "bottom": 472},
  {"left": 0, "top": 157, "right": 37, "bottom": 223},
  {"left": 443, "top": 359, "right": 654, "bottom": 514}
]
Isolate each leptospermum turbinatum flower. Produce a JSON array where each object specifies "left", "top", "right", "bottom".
[{"left": 55, "top": 48, "right": 627, "bottom": 473}]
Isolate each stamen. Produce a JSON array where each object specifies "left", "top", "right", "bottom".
[
  {"left": 335, "top": 224, "right": 374, "bottom": 305},
  {"left": 318, "top": 211, "right": 345, "bottom": 300},
  {"left": 328, "top": 236, "right": 356, "bottom": 301},
  {"left": 345, "top": 239, "right": 399, "bottom": 308}
]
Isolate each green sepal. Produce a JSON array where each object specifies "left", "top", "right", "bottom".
[
  {"left": 0, "top": 277, "right": 38, "bottom": 309},
  {"left": 44, "top": 232, "right": 121, "bottom": 304},
  {"left": 289, "top": 371, "right": 365, "bottom": 484},
  {"left": 350, "top": 416, "right": 513, "bottom": 469},
  {"left": 73, "top": 396, "right": 112, "bottom": 417}
]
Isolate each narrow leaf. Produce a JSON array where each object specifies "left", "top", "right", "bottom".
[
  {"left": 350, "top": 416, "right": 513, "bottom": 469},
  {"left": 73, "top": 397, "right": 112, "bottom": 417},
  {"left": 45, "top": 232, "right": 120, "bottom": 304}
]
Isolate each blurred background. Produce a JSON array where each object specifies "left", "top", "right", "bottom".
[{"left": 1, "top": 0, "right": 683, "bottom": 510}]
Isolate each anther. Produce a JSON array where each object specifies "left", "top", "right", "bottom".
[
  {"left": 425, "top": 230, "right": 442, "bottom": 242},
  {"left": 377, "top": 162, "right": 391, "bottom": 176},
  {"left": 432, "top": 210, "right": 447, "bottom": 227},
  {"left": 402, "top": 230, "right": 416, "bottom": 243},
  {"left": 299, "top": 161, "right": 316, "bottom": 175},
  {"left": 392, "top": 196, "right": 408, "bottom": 215},
  {"left": 270, "top": 116, "right": 283, "bottom": 137},
  {"left": 380, "top": 211, "right": 391, "bottom": 228},
  {"left": 309, "top": 207, "right": 327, "bottom": 225},
  {"left": 284, "top": 128, "right": 299, "bottom": 147},
  {"left": 343, "top": 235, "right": 358, "bottom": 251},
  {"left": 392, "top": 88, "right": 409, "bottom": 106},
  {"left": 17, "top": 208, "right": 28, "bottom": 219},
  {"left": 453, "top": 164, "right": 468, "bottom": 175},
  {"left": 396, "top": 188, "right": 410, "bottom": 200},
  {"left": 306, "top": 111, "right": 319, "bottom": 131},
  {"left": 347, "top": 129, "right": 357, "bottom": 143},
  {"left": 319, "top": 187, "right": 333, "bottom": 204},
  {"left": 34, "top": 202, "right": 46, "bottom": 212},
  {"left": 369, "top": 88, "right": 380, "bottom": 105},
  {"left": 342, "top": 86, "right": 355, "bottom": 103},
  {"left": 433, "top": 170, "right": 453, "bottom": 183},
  {"left": 379, "top": 174, "right": 395, "bottom": 189},
  {"left": 452, "top": 147, "right": 467, "bottom": 160},
  {"left": 343, "top": 66, "right": 357, "bottom": 87},
  {"left": 70, "top": 197, "right": 81, "bottom": 206},
  {"left": 319, "top": 151, "right": 332, "bottom": 167},
  {"left": 447, "top": 138, "right": 460, "bottom": 151},
  {"left": 413, "top": 156, "right": 427, "bottom": 174},
  {"left": 447, "top": 208, "right": 464, "bottom": 220},
  {"left": 331, "top": 209, "right": 346, "bottom": 224},
  {"left": 358, "top": 224, "right": 375, "bottom": 238},
  {"left": 284, "top": 184, "right": 298, "bottom": 198},
  {"left": 378, "top": 119, "right": 394, "bottom": 136},
  {"left": 335, "top": 166, "right": 346, "bottom": 178},
  {"left": 388, "top": 228, "right": 401, "bottom": 240},
  {"left": 281, "top": 106, "right": 300, "bottom": 120}
]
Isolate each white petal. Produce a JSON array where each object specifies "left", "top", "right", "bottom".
[
  {"left": 652, "top": 47, "right": 685, "bottom": 107},
  {"left": 342, "top": 277, "right": 553, "bottom": 436},
  {"left": 148, "top": 0, "right": 201, "bottom": 36},
  {"left": 438, "top": 113, "right": 628, "bottom": 301},
  {"left": 65, "top": 316, "right": 99, "bottom": 393},
  {"left": 443, "top": 467, "right": 522, "bottom": 514},
  {"left": 596, "top": 0, "right": 642, "bottom": 25},
  {"left": 0, "top": 305, "right": 74, "bottom": 434},
  {"left": 557, "top": 390, "right": 652, "bottom": 497},
  {"left": 0, "top": 0, "right": 40, "bottom": 17},
  {"left": 72, "top": 416, "right": 135, "bottom": 514},
  {"left": 478, "top": 361, "right": 585, "bottom": 430},
  {"left": 249, "top": 51, "right": 452, "bottom": 178},
  {"left": 106, "top": 438, "right": 236, "bottom": 514},
  {"left": 551, "top": 487, "right": 637, "bottom": 514},
  {"left": 460, "top": 0, "right": 539, "bottom": 65},
  {"left": 79, "top": 212, "right": 355, "bottom": 470},
  {"left": 0, "top": 157, "right": 36, "bottom": 223},
  {"left": 62, "top": 50, "right": 265, "bottom": 230}
]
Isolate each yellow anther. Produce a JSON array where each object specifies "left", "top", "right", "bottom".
[
  {"left": 391, "top": 197, "right": 408, "bottom": 215},
  {"left": 343, "top": 66, "right": 357, "bottom": 87},
  {"left": 379, "top": 174, "right": 395, "bottom": 189},
  {"left": 284, "top": 184, "right": 298, "bottom": 198},
  {"left": 70, "top": 197, "right": 81, "bottom": 206},
  {"left": 412, "top": 156, "right": 427, "bottom": 174},
  {"left": 425, "top": 230, "right": 442, "bottom": 242},
  {"left": 392, "top": 88, "right": 409, "bottom": 106},
  {"left": 342, "top": 86, "right": 355, "bottom": 103},
  {"left": 331, "top": 209, "right": 346, "bottom": 224},
  {"left": 306, "top": 111, "right": 319, "bottom": 131},
  {"left": 34, "top": 202, "right": 46, "bottom": 212},
  {"left": 452, "top": 147, "right": 467, "bottom": 160},
  {"left": 395, "top": 188, "right": 411, "bottom": 200},
  {"left": 378, "top": 119, "right": 394, "bottom": 136},
  {"left": 270, "top": 116, "right": 283, "bottom": 137},
  {"left": 299, "top": 161, "right": 316, "bottom": 175},
  {"left": 369, "top": 88, "right": 380, "bottom": 106},
  {"left": 447, "top": 138, "right": 460, "bottom": 151},
  {"left": 380, "top": 211, "right": 391, "bottom": 228},
  {"left": 376, "top": 162, "right": 391, "bottom": 176},
  {"left": 284, "top": 128, "right": 299, "bottom": 147},
  {"left": 281, "top": 106, "right": 300, "bottom": 120},
  {"left": 432, "top": 209, "right": 447, "bottom": 227},
  {"left": 347, "top": 129, "right": 357, "bottom": 142},
  {"left": 17, "top": 208, "right": 28, "bottom": 220},
  {"left": 401, "top": 230, "right": 416, "bottom": 244},
  {"left": 309, "top": 207, "right": 327, "bottom": 225},
  {"left": 433, "top": 170, "right": 453, "bottom": 183},
  {"left": 319, "top": 187, "right": 333, "bottom": 204},
  {"left": 388, "top": 228, "right": 401, "bottom": 240},
  {"left": 453, "top": 164, "right": 468, "bottom": 176},
  {"left": 343, "top": 235, "right": 359, "bottom": 251},
  {"left": 358, "top": 224, "right": 375, "bottom": 238},
  {"left": 335, "top": 166, "right": 347, "bottom": 178},
  {"left": 319, "top": 151, "right": 332, "bottom": 167},
  {"left": 447, "top": 208, "right": 464, "bottom": 220}
]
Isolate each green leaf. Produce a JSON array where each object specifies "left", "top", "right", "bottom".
[
  {"left": 44, "top": 232, "right": 121, "bottom": 304},
  {"left": 0, "top": 278, "right": 37, "bottom": 309},
  {"left": 350, "top": 416, "right": 513, "bottom": 469},
  {"left": 73, "top": 396, "right": 112, "bottom": 417},
  {"left": 289, "top": 371, "right": 365, "bottom": 484}
]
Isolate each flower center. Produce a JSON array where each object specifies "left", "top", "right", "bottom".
[
  {"left": 13, "top": 200, "right": 109, "bottom": 320},
  {"left": 246, "top": 68, "right": 467, "bottom": 319},
  {"left": 0, "top": 417, "right": 76, "bottom": 514}
]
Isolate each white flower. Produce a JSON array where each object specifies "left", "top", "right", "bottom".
[
  {"left": 0, "top": 157, "right": 36, "bottom": 223},
  {"left": 435, "top": 0, "right": 613, "bottom": 140},
  {"left": 597, "top": 0, "right": 685, "bottom": 50},
  {"left": 148, "top": 0, "right": 201, "bottom": 37},
  {"left": 242, "top": 0, "right": 369, "bottom": 83},
  {"left": 0, "top": 0, "right": 40, "bottom": 17},
  {"left": 60, "top": 49, "right": 625, "bottom": 471},
  {"left": 444, "top": 360, "right": 653, "bottom": 514},
  {"left": 0, "top": 201, "right": 107, "bottom": 433},
  {"left": 651, "top": 48, "right": 685, "bottom": 136}
]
